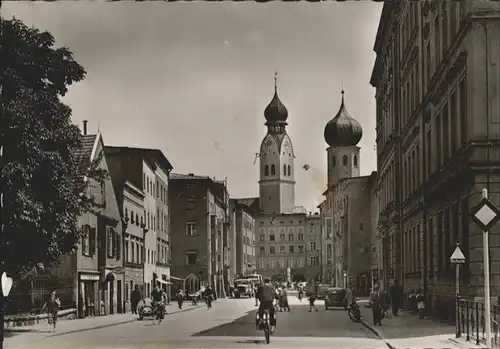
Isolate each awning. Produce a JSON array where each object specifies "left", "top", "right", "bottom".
[
  {"left": 157, "top": 279, "right": 171, "bottom": 285},
  {"left": 168, "top": 276, "right": 185, "bottom": 281}
]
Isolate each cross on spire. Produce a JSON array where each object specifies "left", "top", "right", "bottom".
[{"left": 274, "top": 71, "right": 278, "bottom": 93}]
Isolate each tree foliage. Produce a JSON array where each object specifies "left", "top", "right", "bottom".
[{"left": 0, "top": 18, "right": 107, "bottom": 277}]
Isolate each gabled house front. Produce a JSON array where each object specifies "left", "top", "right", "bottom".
[{"left": 28, "top": 122, "right": 125, "bottom": 318}]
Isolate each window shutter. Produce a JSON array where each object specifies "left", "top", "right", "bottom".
[
  {"left": 107, "top": 228, "right": 113, "bottom": 257},
  {"left": 90, "top": 227, "right": 97, "bottom": 255},
  {"left": 116, "top": 234, "right": 121, "bottom": 260},
  {"left": 113, "top": 230, "right": 118, "bottom": 258}
]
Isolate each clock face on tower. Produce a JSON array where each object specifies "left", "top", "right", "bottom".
[
  {"left": 283, "top": 141, "right": 291, "bottom": 153},
  {"left": 264, "top": 137, "right": 274, "bottom": 149}
]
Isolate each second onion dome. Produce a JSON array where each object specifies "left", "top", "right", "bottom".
[{"left": 324, "top": 90, "right": 363, "bottom": 147}]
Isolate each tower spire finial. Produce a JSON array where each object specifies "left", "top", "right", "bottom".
[
  {"left": 274, "top": 71, "right": 278, "bottom": 93},
  {"left": 341, "top": 89, "right": 345, "bottom": 106}
]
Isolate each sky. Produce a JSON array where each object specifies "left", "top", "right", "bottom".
[{"left": 3, "top": 2, "right": 383, "bottom": 212}]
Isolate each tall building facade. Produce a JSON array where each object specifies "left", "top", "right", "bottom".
[
  {"left": 321, "top": 91, "right": 376, "bottom": 292},
  {"left": 235, "top": 74, "right": 322, "bottom": 281},
  {"left": 371, "top": 0, "right": 500, "bottom": 315},
  {"left": 104, "top": 146, "right": 173, "bottom": 299},
  {"left": 230, "top": 200, "right": 256, "bottom": 277},
  {"left": 259, "top": 73, "right": 296, "bottom": 215},
  {"left": 169, "top": 173, "right": 230, "bottom": 298}
]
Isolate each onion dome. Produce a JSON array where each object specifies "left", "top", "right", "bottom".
[
  {"left": 264, "top": 72, "right": 288, "bottom": 123},
  {"left": 324, "top": 90, "right": 363, "bottom": 147}
]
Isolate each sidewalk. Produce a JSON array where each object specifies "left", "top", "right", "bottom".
[
  {"left": 358, "top": 306, "right": 481, "bottom": 348},
  {"left": 4, "top": 301, "right": 208, "bottom": 342}
]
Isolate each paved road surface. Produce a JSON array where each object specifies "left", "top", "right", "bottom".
[{"left": 1, "top": 296, "right": 397, "bottom": 349}]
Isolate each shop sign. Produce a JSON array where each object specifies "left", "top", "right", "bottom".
[{"left": 80, "top": 274, "right": 100, "bottom": 281}]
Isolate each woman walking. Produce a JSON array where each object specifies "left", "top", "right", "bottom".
[
  {"left": 41, "top": 291, "right": 60, "bottom": 332},
  {"left": 306, "top": 280, "right": 318, "bottom": 312}
]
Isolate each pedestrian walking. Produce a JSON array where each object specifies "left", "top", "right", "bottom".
[
  {"left": 416, "top": 289, "right": 425, "bottom": 319},
  {"left": 306, "top": 280, "right": 318, "bottom": 312},
  {"left": 389, "top": 279, "right": 403, "bottom": 316},
  {"left": 369, "top": 284, "right": 382, "bottom": 326},
  {"left": 281, "top": 288, "right": 290, "bottom": 312},
  {"left": 40, "top": 290, "right": 60, "bottom": 332},
  {"left": 130, "top": 285, "right": 141, "bottom": 315}
]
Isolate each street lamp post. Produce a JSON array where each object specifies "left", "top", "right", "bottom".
[{"left": 1, "top": 272, "right": 13, "bottom": 349}]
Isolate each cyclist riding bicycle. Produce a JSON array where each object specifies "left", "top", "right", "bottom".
[
  {"left": 151, "top": 286, "right": 166, "bottom": 317},
  {"left": 256, "top": 277, "right": 277, "bottom": 334}
]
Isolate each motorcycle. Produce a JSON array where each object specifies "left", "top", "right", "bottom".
[
  {"left": 256, "top": 309, "right": 272, "bottom": 344},
  {"left": 347, "top": 300, "right": 362, "bottom": 322},
  {"left": 137, "top": 299, "right": 166, "bottom": 322}
]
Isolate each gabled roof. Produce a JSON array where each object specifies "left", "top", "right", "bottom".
[
  {"left": 104, "top": 146, "right": 173, "bottom": 174},
  {"left": 73, "top": 134, "right": 98, "bottom": 164}
]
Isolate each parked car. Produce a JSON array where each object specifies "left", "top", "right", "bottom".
[
  {"left": 316, "top": 284, "right": 331, "bottom": 299},
  {"left": 324, "top": 287, "right": 348, "bottom": 310}
]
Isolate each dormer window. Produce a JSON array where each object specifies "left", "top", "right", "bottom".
[
  {"left": 271, "top": 164, "right": 276, "bottom": 176},
  {"left": 342, "top": 155, "right": 348, "bottom": 166},
  {"left": 264, "top": 165, "right": 269, "bottom": 176},
  {"left": 353, "top": 155, "right": 358, "bottom": 167},
  {"left": 283, "top": 164, "right": 287, "bottom": 176}
]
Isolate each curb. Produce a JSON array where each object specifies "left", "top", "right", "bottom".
[
  {"left": 359, "top": 317, "right": 394, "bottom": 349},
  {"left": 29, "top": 303, "right": 208, "bottom": 339}
]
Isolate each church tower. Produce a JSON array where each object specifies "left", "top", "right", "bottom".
[
  {"left": 324, "top": 90, "right": 363, "bottom": 186},
  {"left": 259, "top": 73, "right": 295, "bottom": 215}
]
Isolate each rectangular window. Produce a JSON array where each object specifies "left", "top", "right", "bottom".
[
  {"left": 280, "top": 234, "right": 285, "bottom": 241},
  {"left": 260, "top": 234, "right": 265, "bottom": 241},
  {"left": 298, "top": 245, "right": 304, "bottom": 253},
  {"left": 270, "top": 234, "right": 275, "bottom": 241},
  {"left": 259, "top": 246, "right": 265, "bottom": 254},
  {"left": 288, "top": 234, "right": 293, "bottom": 241},
  {"left": 436, "top": 111, "right": 442, "bottom": 168},
  {"left": 279, "top": 246, "right": 285, "bottom": 254},
  {"left": 459, "top": 77, "right": 467, "bottom": 146},
  {"left": 185, "top": 251, "right": 198, "bottom": 266},
  {"left": 116, "top": 234, "right": 121, "bottom": 260},
  {"left": 427, "top": 130, "right": 432, "bottom": 178},
  {"left": 289, "top": 245, "right": 295, "bottom": 253},
  {"left": 309, "top": 242, "right": 316, "bottom": 251},
  {"left": 107, "top": 227, "right": 115, "bottom": 258},
  {"left": 434, "top": 15, "right": 441, "bottom": 67},
  {"left": 186, "top": 222, "right": 196, "bottom": 236},
  {"left": 81, "top": 225, "right": 90, "bottom": 256},
  {"left": 437, "top": 212, "right": 443, "bottom": 271},
  {"left": 442, "top": 102, "right": 449, "bottom": 161},
  {"left": 450, "top": 90, "right": 457, "bottom": 153},
  {"left": 269, "top": 246, "right": 275, "bottom": 254}
]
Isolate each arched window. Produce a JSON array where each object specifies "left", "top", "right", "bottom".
[
  {"left": 271, "top": 164, "right": 276, "bottom": 176},
  {"left": 342, "top": 155, "right": 348, "bottom": 166},
  {"left": 283, "top": 164, "right": 287, "bottom": 176},
  {"left": 353, "top": 155, "right": 358, "bottom": 167},
  {"left": 264, "top": 165, "right": 269, "bottom": 176},
  {"left": 287, "top": 165, "right": 291, "bottom": 176},
  {"left": 332, "top": 156, "right": 337, "bottom": 167},
  {"left": 130, "top": 210, "right": 134, "bottom": 224}
]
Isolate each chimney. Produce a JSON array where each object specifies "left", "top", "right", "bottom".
[{"left": 82, "top": 120, "right": 88, "bottom": 135}]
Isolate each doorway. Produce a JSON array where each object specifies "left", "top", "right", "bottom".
[
  {"left": 109, "top": 281, "right": 114, "bottom": 314},
  {"left": 117, "top": 280, "right": 122, "bottom": 313}
]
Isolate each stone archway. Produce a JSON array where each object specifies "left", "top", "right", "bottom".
[{"left": 183, "top": 274, "right": 200, "bottom": 294}]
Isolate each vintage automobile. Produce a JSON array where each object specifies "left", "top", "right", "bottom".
[
  {"left": 233, "top": 280, "right": 254, "bottom": 298},
  {"left": 316, "top": 284, "right": 331, "bottom": 300},
  {"left": 324, "top": 287, "right": 348, "bottom": 310}
]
